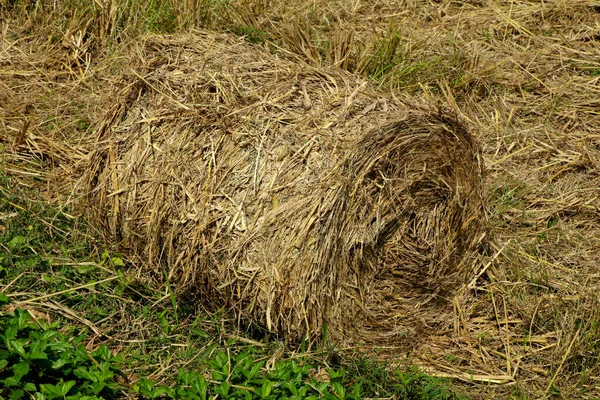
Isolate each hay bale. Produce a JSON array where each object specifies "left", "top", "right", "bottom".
[{"left": 85, "top": 30, "right": 485, "bottom": 346}]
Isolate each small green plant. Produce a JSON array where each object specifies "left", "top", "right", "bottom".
[
  {"left": 360, "top": 28, "right": 403, "bottom": 80},
  {"left": 132, "top": 349, "right": 463, "bottom": 399},
  {"left": 133, "top": 349, "right": 363, "bottom": 399},
  {"left": 345, "top": 357, "right": 463, "bottom": 400},
  {"left": 0, "top": 295, "right": 126, "bottom": 399},
  {"left": 233, "top": 25, "right": 267, "bottom": 44}
]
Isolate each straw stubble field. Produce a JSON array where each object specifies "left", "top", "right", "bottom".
[{"left": 2, "top": 0, "right": 600, "bottom": 398}]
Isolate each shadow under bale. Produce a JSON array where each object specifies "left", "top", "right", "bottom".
[{"left": 85, "top": 31, "right": 486, "bottom": 348}]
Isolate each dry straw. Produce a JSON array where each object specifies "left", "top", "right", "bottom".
[{"left": 85, "top": 30, "right": 486, "bottom": 347}]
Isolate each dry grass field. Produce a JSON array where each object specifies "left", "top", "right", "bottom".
[{"left": 2, "top": 0, "right": 600, "bottom": 398}]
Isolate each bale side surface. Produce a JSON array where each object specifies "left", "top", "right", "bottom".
[{"left": 85, "top": 31, "right": 486, "bottom": 346}]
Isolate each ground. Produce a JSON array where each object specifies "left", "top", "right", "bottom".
[{"left": 1, "top": 1, "right": 600, "bottom": 399}]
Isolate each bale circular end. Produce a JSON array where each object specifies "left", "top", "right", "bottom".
[{"left": 328, "top": 114, "right": 485, "bottom": 344}]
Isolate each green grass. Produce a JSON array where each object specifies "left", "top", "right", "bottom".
[
  {"left": 0, "top": 301, "right": 464, "bottom": 399},
  {"left": 0, "top": 303, "right": 125, "bottom": 399}
]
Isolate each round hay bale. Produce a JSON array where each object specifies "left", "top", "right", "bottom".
[{"left": 85, "top": 31, "right": 485, "bottom": 347}]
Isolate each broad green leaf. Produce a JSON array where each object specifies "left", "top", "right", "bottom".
[
  {"left": 73, "top": 346, "right": 92, "bottom": 362},
  {"left": 211, "top": 370, "right": 225, "bottom": 381},
  {"left": 0, "top": 292, "right": 10, "bottom": 305},
  {"left": 7, "top": 339, "right": 26, "bottom": 358},
  {"left": 299, "top": 385, "right": 308, "bottom": 397},
  {"left": 247, "top": 360, "right": 263, "bottom": 380},
  {"left": 29, "top": 340, "right": 48, "bottom": 360},
  {"left": 74, "top": 366, "right": 98, "bottom": 382},
  {"left": 41, "top": 330, "right": 62, "bottom": 341},
  {"left": 98, "top": 366, "right": 115, "bottom": 382},
  {"left": 91, "top": 381, "right": 106, "bottom": 394},
  {"left": 331, "top": 382, "right": 345, "bottom": 399},
  {"left": 158, "top": 314, "right": 170, "bottom": 335},
  {"left": 149, "top": 386, "right": 173, "bottom": 398},
  {"left": 75, "top": 264, "right": 96, "bottom": 274},
  {"left": 281, "top": 382, "right": 298, "bottom": 396},
  {"left": 60, "top": 380, "right": 76, "bottom": 396},
  {"left": 111, "top": 257, "right": 125, "bottom": 267},
  {"left": 215, "top": 381, "right": 231, "bottom": 397},
  {"left": 8, "top": 236, "right": 26, "bottom": 252},
  {"left": 189, "top": 328, "right": 209, "bottom": 338},
  {"left": 191, "top": 373, "right": 207, "bottom": 400},
  {"left": 350, "top": 382, "right": 362, "bottom": 398},
  {"left": 47, "top": 342, "right": 72, "bottom": 354},
  {"left": 177, "top": 369, "right": 193, "bottom": 385},
  {"left": 13, "top": 361, "right": 30, "bottom": 379},
  {"left": 231, "top": 388, "right": 252, "bottom": 400},
  {"left": 214, "top": 351, "right": 227, "bottom": 368},
  {"left": 72, "top": 333, "right": 88, "bottom": 346},
  {"left": 30, "top": 346, "right": 48, "bottom": 360},
  {"left": 260, "top": 380, "right": 273, "bottom": 399},
  {"left": 40, "top": 383, "right": 63, "bottom": 399},
  {"left": 5, "top": 323, "right": 18, "bottom": 340},
  {"left": 16, "top": 309, "right": 33, "bottom": 330},
  {"left": 10, "top": 389, "right": 24, "bottom": 400},
  {"left": 33, "top": 392, "right": 47, "bottom": 400},
  {"left": 134, "top": 377, "right": 155, "bottom": 394},
  {"left": 92, "top": 345, "right": 110, "bottom": 361},
  {"left": 328, "top": 368, "right": 345, "bottom": 380},
  {"left": 4, "top": 376, "right": 20, "bottom": 387}
]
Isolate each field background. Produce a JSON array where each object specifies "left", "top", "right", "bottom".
[{"left": 2, "top": 0, "right": 600, "bottom": 398}]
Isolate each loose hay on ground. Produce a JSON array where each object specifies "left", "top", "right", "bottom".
[{"left": 85, "top": 30, "right": 486, "bottom": 347}]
